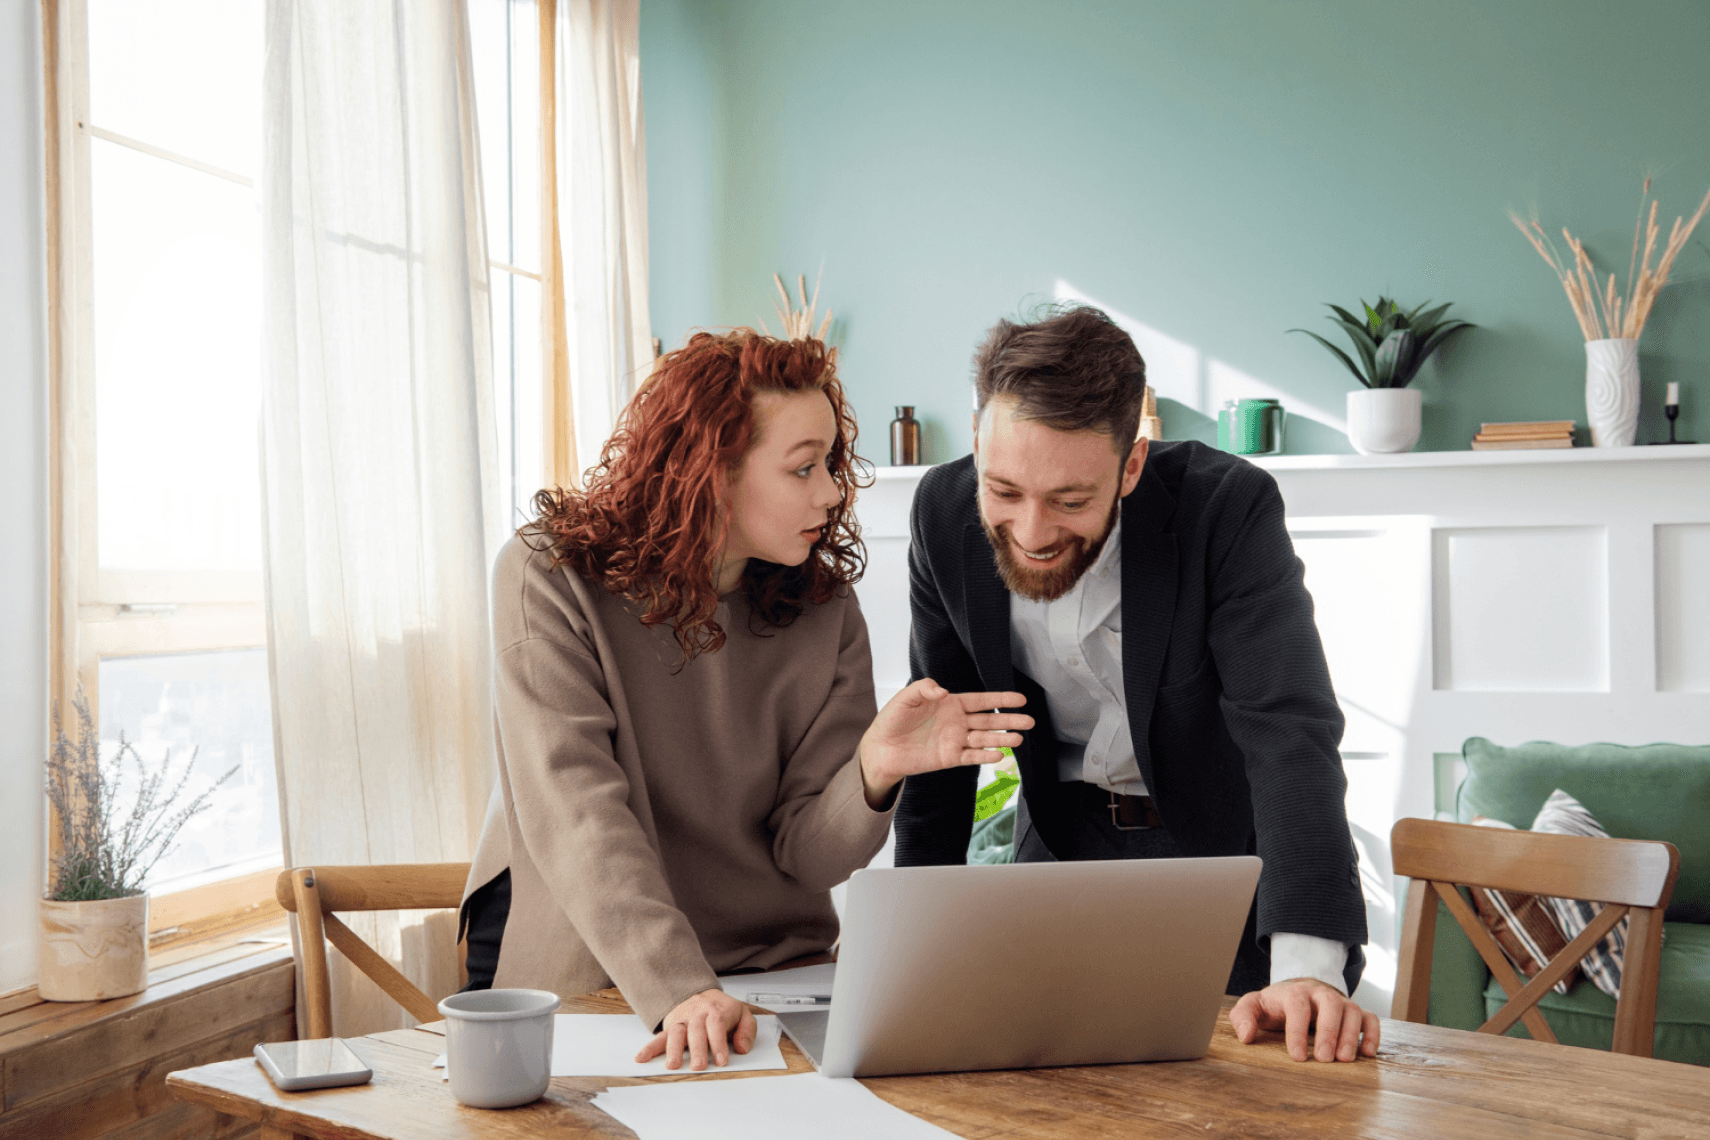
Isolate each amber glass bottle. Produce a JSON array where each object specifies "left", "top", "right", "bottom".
[{"left": 890, "top": 406, "right": 921, "bottom": 465}]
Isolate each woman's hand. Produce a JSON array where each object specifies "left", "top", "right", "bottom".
[
  {"left": 634, "top": 988, "right": 757, "bottom": 1071},
  {"left": 857, "top": 679, "right": 1033, "bottom": 808}
]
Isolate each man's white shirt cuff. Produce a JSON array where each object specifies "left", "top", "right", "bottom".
[{"left": 1268, "top": 933, "right": 1349, "bottom": 996}]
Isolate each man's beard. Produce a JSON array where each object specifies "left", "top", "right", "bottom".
[{"left": 981, "top": 495, "right": 1120, "bottom": 603}]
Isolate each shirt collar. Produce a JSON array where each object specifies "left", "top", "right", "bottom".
[{"left": 1091, "top": 517, "right": 1123, "bottom": 580}]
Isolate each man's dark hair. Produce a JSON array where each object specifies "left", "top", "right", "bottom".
[{"left": 972, "top": 304, "right": 1148, "bottom": 452}]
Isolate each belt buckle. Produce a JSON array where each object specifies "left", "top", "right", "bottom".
[{"left": 1107, "top": 790, "right": 1144, "bottom": 832}]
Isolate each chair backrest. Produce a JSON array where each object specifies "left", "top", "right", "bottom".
[
  {"left": 1456, "top": 737, "right": 1710, "bottom": 920},
  {"left": 275, "top": 863, "right": 471, "bottom": 1039},
  {"left": 1390, "top": 818, "right": 1678, "bottom": 1056}
]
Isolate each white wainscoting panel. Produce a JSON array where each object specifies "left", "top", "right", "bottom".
[
  {"left": 839, "top": 468, "right": 936, "bottom": 898},
  {"left": 1657, "top": 523, "right": 1710, "bottom": 693},
  {"left": 860, "top": 535, "right": 913, "bottom": 700},
  {"left": 1290, "top": 520, "right": 1426, "bottom": 1008},
  {"left": 1292, "top": 524, "right": 1427, "bottom": 757},
  {"left": 1259, "top": 445, "right": 1710, "bottom": 1010},
  {"left": 1431, "top": 526, "right": 1609, "bottom": 693},
  {"left": 853, "top": 470, "right": 928, "bottom": 709}
]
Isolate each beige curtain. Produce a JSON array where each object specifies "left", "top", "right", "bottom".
[
  {"left": 556, "top": 0, "right": 653, "bottom": 479},
  {"left": 260, "top": 0, "right": 500, "bottom": 1035}
]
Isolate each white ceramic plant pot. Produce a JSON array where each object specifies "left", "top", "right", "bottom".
[
  {"left": 1345, "top": 388, "right": 1422, "bottom": 455},
  {"left": 39, "top": 894, "right": 149, "bottom": 1001},
  {"left": 1585, "top": 338, "right": 1640, "bottom": 447}
]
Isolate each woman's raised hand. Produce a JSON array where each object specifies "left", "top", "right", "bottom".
[
  {"left": 857, "top": 679, "right": 1033, "bottom": 807},
  {"left": 634, "top": 987, "right": 757, "bottom": 1071}
]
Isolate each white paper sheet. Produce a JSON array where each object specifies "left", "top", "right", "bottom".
[
  {"left": 718, "top": 962, "right": 837, "bottom": 1011},
  {"left": 431, "top": 1014, "right": 787, "bottom": 1079},
  {"left": 592, "top": 1073, "right": 966, "bottom": 1140}
]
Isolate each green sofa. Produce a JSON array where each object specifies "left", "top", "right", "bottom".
[{"left": 1428, "top": 737, "right": 1710, "bottom": 1065}]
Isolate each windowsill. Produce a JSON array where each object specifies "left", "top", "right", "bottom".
[
  {"left": 149, "top": 915, "right": 292, "bottom": 972},
  {"left": 0, "top": 914, "right": 294, "bottom": 1135},
  {"left": 0, "top": 912, "right": 291, "bottom": 1016},
  {"left": 148, "top": 865, "right": 285, "bottom": 952}
]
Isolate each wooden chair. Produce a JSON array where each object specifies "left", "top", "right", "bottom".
[
  {"left": 1391, "top": 817, "right": 1679, "bottom": 1056},
  {"left": 275, "top": 863, "right": 471, "bottom": 1039}
]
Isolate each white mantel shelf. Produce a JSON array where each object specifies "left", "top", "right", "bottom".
[
  {"left": 1252, "top": 443, "right": 1710, "bottom": 471},
  {"left": 871, "top": 444, "right": 1710, "bottom": 478}
]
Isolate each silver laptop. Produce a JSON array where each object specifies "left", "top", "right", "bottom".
[{"left": 778, "top": 856, "right": 1261, "bottom": 1078}]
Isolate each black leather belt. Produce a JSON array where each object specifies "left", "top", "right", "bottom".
[{"left": 1073, "top": 782, "right": 1162, "bottom": 831}]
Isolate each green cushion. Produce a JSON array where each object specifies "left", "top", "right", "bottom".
[
  {"left": 1458, "top": 737, "right": 1710, "bottom": 920},
  {"left": 1425, "top": 890, "right": 1492, "bottom": 1031},
  {"left": 968, "top": 803, "right": 1017, "bottom": 865},
  {"left": 1481, "top": 921, "right": 1710, "bottom": 1065}
]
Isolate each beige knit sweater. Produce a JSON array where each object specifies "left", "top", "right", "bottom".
[{"left": 464, "top": 535, "right": 892, "bottom": 1029}]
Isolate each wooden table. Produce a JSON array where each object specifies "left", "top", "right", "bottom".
[{"left": 167, "top": 989, "right": 1710, "bottom": 1139}]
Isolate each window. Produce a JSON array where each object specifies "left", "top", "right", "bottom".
[
  {"left": 45, "top": 0, "right": 551, "bottom": 940},
  {"left": 46, "top": 0, "right": 279, "bottom": 938},
  {"left": 470, "top": 0, "right": 548, "bottom": 528}
]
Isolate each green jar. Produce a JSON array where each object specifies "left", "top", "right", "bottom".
[{"left": 1232, "top": 398, "right": 1284, "bottom": 455}]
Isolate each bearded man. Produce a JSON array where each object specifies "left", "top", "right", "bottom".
[{"left": 894, "top": 305, "right": 1378, "bottom": 1063}]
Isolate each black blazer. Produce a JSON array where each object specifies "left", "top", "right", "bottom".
[{"left": 894, "top": 442, "right": 1368, "bottom": 979}]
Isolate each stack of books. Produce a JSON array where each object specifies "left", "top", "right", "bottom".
[{"left": 1471, "top": 421, "right": 1575, "bottom": 450}]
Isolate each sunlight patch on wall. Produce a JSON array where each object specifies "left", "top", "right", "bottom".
[{"left": 1054, "top": 280, "right": 1347, "bottom": 432}]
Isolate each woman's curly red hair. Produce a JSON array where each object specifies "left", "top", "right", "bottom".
[{"left": 526, "top": 329, "right": 869, "bottom": 662}]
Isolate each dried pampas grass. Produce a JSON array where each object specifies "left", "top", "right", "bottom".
[
  {"left": 1511, "top": 178, "right": 1710, "bottom": 342},
  {"left": 760, "top": 270, "right": 833, "bottom": 343}
]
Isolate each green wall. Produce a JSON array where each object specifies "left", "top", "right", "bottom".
[{"left": 643, "top": 0, "right": 1710, "bottom": 461}]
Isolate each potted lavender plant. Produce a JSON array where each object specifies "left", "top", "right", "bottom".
[{"left": 41, "top": 690, "right": 234, "bottom": 1001}]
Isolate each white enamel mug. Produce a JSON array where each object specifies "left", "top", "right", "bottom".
[{"left": 437, "top": 988, "right": 558, "bottom": 1108}]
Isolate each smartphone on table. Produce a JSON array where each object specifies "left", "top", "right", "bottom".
[{"left": 253, "top": 1039, "right": 374, "bottom": 1091}]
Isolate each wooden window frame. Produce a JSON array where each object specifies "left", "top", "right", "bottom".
[
  {"left": 41, "top": 0, "right": 564, "bottom": 949},
  {"left": 486, "top": 0, "right": 567, "bottom": 505},
  {"left": 539, "top": 0, "right": 575, "bottom": 491},
  {"left": 42, "top": 0, "right": 276, "bottom": 946}
]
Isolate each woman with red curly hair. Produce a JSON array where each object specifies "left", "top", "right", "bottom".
[{"left": 458, "top": 330, "right": 1030, "bottom": 1071}]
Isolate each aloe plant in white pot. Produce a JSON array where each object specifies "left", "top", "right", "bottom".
[
  {"left": 1291, "top": 297, "right": 1475, "bottom": 454},
  {"left": 41, "top": 690, "right": 233, "bottom": 1001}
]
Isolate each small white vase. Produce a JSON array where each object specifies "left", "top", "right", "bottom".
[
  {"left": 1585, "top": 338, "right": 1640, "bottom": 447},
  {"left": 1346, "top": 388, "right": 1422, "bottom": 455},
  {"left": 39, "top": 893, "right": 150, "bottom": 1001}
]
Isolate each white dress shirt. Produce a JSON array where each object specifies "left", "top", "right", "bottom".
[
  {"left": 1007, "top": 519, "right": 1351, "bottom": 995},
  {"left": 1009, "top": 520, "right": 1142, "bottom": 795}
]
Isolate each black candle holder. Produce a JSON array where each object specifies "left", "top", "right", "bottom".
[{"left": 1651, "top": 404, "right": 1698, "bottom": 445}]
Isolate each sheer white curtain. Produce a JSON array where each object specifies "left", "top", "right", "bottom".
[
  {"left": 261, "top": 0, "right": 500, "bottom": 1035},
  {"left": 558, "top": 0, "right": 652, "bottom": 474}
]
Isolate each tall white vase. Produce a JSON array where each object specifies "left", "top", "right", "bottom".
[
  {"left": 1346, "top": 388, "right": 1422, "bottom": 455},
  {"left": 1585, "top": 338, "right": 1640, "bottom": 447}
]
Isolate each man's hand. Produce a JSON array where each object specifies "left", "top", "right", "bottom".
[
  {"left": 857, "top": 679, "right": 1033, "bottom": 808},
  {"left": 1229, "top": 979, "right": 1380, "bottom": 1062},
  {"left": 634, "top": 988, "right": 756, "bottom": 1071}
]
